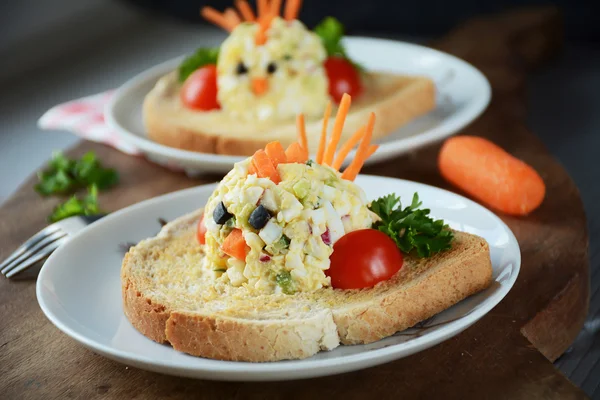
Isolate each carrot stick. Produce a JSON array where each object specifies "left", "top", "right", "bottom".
[
  {"left": 270, "top": 0, "right": 282, "bottom": 16},
  {"left": 332, "top": 125, "right": 366, "bottom": 171},
  {"left": 284, "top": 0, "right": 302, "bottom": 21},
  {"left": 438, "top": 136, "right": 546, "bottom": 216},
  {"left": 323, "top": 93, "right": 351, "bottom": 166},
  {"left": 366, "top": 144, "right": 379, "bottom": 158},
  {"left": 316, "top": 102, "right": 331, "bottom": 165},
  {"left": 255, "top": 12, "right": 274, "bottom": 45},
  {"left": 248, "top": 162, "right": 257, "bottom": 175},
  {"left": 221, "top": 228, "right": 249, "bottom": 261},
  {"left": 235, "top": 0, "right": 255, "bottom": 21},
  {"left": 341, "top": 112, "right": 375, "bottom": 181},
  {"left": 201, "top": 7, "right": 234, "bottom": 31},
  {"left": 265, "top": 141, "right": 287, "bottom": 167},
  {"left": 285, "top": 142, "right": 308, "bottom": 163},
  {"left": 224, "top": 8, "right": 242, "bottom": 26},
  {"left": 257, "top": 0, "right": 268, "bottom": 18},
  {"left": 253, "top": 149, "right": 281, "bottom": 183},
  {"left": 296, "top": 114, "right": 308, "bottom": 153}
]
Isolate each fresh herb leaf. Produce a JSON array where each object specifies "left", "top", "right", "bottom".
[
  {"left": 275, "top": 271, "right": 295, "bottom": 294},
  {"left": 213, "top": 268, "right": 227, "bottom": 273},
  {"left": 35, "top": 151, "right": 119, "bottom": 196},
  {"left": 369, "top": 193, "right": 454, "bottom": 258},
  {"left": 314, "top": 17, "right": 365, "bottom": 72},
  {"left": 48, "top": 185, "right": 102, "bottom": 222},
  {"left": 178, "top": 47, "right": 220, "bottom": 83}
]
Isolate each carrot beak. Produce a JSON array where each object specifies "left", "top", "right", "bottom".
[{"left": 251, "top": 78, "right": 269, "bottom": 96}]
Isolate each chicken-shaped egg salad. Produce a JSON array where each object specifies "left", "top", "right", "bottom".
[
  {"left": 177, "top": 0, "right": 363, "bottom": 117},
  {"left": 197, "top": 94, "right": 381, "bottom": 295}
]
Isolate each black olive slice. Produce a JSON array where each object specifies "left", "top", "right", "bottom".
[
  {"left": 213, "top": 202, "right": 233, "bottom": 225},
  {"left": 236, "top": 62, "right": 248, "bottom": 75},
  {"left": 249, "top": 205, "right": 271, "bottom": 229},
  {"left": 267, "top": 62, "right": 277, "bottom": 74}
]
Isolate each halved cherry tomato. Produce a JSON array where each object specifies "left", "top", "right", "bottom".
[
  {"left": 324, "top": 57, "right": 363, "bottom": 103},
  {"left": 327, "top": 229, "right": 403, "bottom": 289},
  {"left": 180, "top": 65, "right": 220, "bottom": 111},
  {"left": 196, "top": 214, "right": 207, "bottom": 245}
]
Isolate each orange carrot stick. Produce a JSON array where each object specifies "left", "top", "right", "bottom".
[
  {"left": 221, "top": 228, "right": 249, "bottom": 261},
  {"left": 248, "top": 162, "right": 257, "bottom": 175},
  {"left": 235, "top": 0, "right": 255, "bottom": 21},
  {"left": 284, "top": 0, "right": 302, "bottom": 21},
  {"left": 257, "top": 0, "right": 268, "bottom": 18},
  {"left": 323, "top": 93, "right": 351, "bottom": 165},
  {"left": 255, "top": 11, "right": 274, "bottom": 45},
  {"left": 296, "top": 114, "right": 308, "bottom": 153},
  {"left": 224, "top": 7, "right": 242, "bottom": 26},
  {"left": 438, "top": 136, "right": 545, "bottom": 216},
  {"left": 201, "top": 7, "right": 234, "bottom": 31},
  {"left": 265, "top": 141, "right": 287, "bottom": 167},
  {"left": 253, "top": 149, "right": 281, "bottom": 183},
  {"left": 316, "top": 102, "right": 331, "bottom": 165},
  {"left": 332, "top": 125, "right": 366, "bottom": 170},
  {"left": 270, "top": 0, "right": 282, "bottom": 16},
  {"left": 366, "top": 144, "right": 379, "bottom": 158},
  {"left": 341, "top": 112, "right": 375, "bottom": 181},
  {"left": 285, "top": 142, "right": 308, "bottom": 163}
]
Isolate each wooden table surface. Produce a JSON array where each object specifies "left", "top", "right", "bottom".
[{"left": 0, "top": 7, "right": 591, "bottom": 399}]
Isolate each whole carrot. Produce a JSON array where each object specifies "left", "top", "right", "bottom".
[{"left": 438, "top": 136, "right": 545, "bottom": 216}]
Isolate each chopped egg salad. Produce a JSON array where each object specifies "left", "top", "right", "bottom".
[
  {"left": 203, "top": 158, "right": 374, "bottom": 295},
  {"left": 216, "top": 17, "right": 329, "bottom": 122}
]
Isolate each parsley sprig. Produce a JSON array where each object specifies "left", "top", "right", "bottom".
[
  {"left": 314, "top": 17, "right": 364, "bottom": 71},
  {"left": 35, "top": 151, "right": 118, "bottom": 196},
  {"left": 369, "top": 193, "right": 454, "bottom": 258},
  {"left": 178, "top": 47, "right": 219, "bottom": 82},
  {"left": 48, "top": 185, "right": 102, "bottom": 222}
]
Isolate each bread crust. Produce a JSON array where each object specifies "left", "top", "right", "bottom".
[
  {"left": 143, "top": 72, "right": 436, "bottom": 156},
  {"left": 121, "top": 211, "right": 493, "bottom": 362}
]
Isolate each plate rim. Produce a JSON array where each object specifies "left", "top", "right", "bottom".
[
  {"left": 104, "top": 36, "right": 491, "bottom": 167},
  {"left": 36, "top": 176, "right": 519, "bottom": 380}
]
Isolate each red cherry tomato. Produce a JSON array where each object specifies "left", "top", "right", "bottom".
[
  {"left": 180, "top": 65, "right": 220, "bottom": 111},
  {"left": 197, "top": 215, "right": 207, "bottom": 245},
  {"left": 323, "top": 57, "right": 363, "bottom": 103},
  {"left": 327, "top": 229, "right": 403, "bottom": 289}
]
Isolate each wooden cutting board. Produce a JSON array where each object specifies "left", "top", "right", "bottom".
[{"left": 0, "top": 7, "right": 590, "bottom": 399}]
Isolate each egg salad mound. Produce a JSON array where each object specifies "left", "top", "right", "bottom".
[{"left": 203, "top": 159, "right": 374, "bottom": 295}]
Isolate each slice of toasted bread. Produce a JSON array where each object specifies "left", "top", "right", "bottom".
[
  {"left": 143, "top": 72, "right": 436, "bottom": 156},
  {"left": 122, "top": 209, "right": 493, "bottom": 362}
]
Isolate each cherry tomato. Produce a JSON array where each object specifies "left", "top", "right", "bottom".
[
  {"left": 197, "top": 215, "right": 207, "bottom": 245},
  {"left": 323, "top": 57, "right": 363, "bottom": 103},
  {"left": 180, "top": 65, "right": 220, "bottom": 111},
  {"left": 327, "top": 229, "right": 403, "bottom": 289}
]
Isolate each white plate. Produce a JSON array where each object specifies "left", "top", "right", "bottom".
[
  {"left": 37, "top": 176, "right": 519, "bottom": 381},
  {"left": 105, "top": 37, "right": 490, "bottom": 175}
]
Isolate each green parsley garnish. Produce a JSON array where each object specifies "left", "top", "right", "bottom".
[
  {"left": 48, "top": 185, "right": 102, "bottom": 222},
  {"left": 178, "top": 47, "right": 220, "bottom": 82},
  {"left": 275, "top": 271, "right": 295, "bottom": 294},
  {"left": 35, "top": 151, "right": 118, "bottom": 196},
  {"left": 314, "top": 17, "right": 364, "bottom": 72},
  {"left": 369, "top": 193, "right": 454, "bottom": 258}
]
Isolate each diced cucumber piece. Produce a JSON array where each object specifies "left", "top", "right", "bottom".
[
  {"left": 292, "top": 179, "right": 311, "bottom": 199},
  {"left": 275, "top": 271, "right": 295, "bottom": 294}
]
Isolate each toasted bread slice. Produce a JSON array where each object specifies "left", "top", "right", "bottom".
[
  {"left": 143, "top": 72, "right": 436, "bottom": 156},
  {"left": 122, "top": 209, "right": 493, "bottom": 362}
]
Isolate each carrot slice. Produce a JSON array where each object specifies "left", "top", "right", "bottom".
[
  {"left": 224, "top": 7, "right": 241, "bottom": 26},
  {"left": 257, "top": 0, "right": 268, "bottom": 18},
  {"left": 221, "top": 228, "right": 249, "bottom": 261},
  {"left": 332, "top": 125, "right": 366, "bottom": 170},
  {"left": 253, "top": 149, "right": 281, "bottom": 183},
  {"left": 248, "top": 161, "right": 257, "bottom": 175},
  {"left": 265, "top": 141, "right": 287, "bottom": 167},
  {"left": 235, "top": 0, "right": 255, "bottom": 21},
  {"left": 270, "top": 0, "right": 282, "bottom": 15},
  {"left": 341, "top": 112, "right": 375, "bottom": 181},
  {"left": 284, "top": 0, "right": 302, "bottom": 20},
  {"left": 201, "top": 7, "right": 235, "bottom": 31},
  {"left": 296, "top": 114, "right": 308, "bottom": 153},
  {"left": 255, "top": 11, "right": 274, "bottom": 45},
  {"left": 285, "top": 142, "right": 308, "bottom": 163},
  {"left": 316, "top": 102, "right": 332, "bottom": 165},
  {"left": 438, "top": 136, "right": 546, "bottom": 216},
  {"left": 323, "top": 93, "right": 351, "bottom": 165}
]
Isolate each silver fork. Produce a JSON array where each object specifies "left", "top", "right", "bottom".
[{"left": 1, "top": 214, "right": 105, "bottom": 279}]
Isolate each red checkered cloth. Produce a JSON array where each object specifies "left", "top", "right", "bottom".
[{"left": 38, "top": 91, "right": 141, "bottom": 156}]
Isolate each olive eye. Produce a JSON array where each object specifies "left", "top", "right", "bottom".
[
  {"left": 236, "top": 62, "right": 248, "bottom": 75},
  {"left": 267, "top": 62, "right": 277, "bottom": 74}
]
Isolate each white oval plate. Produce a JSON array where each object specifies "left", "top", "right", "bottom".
[
  {"left": 105, "top": 37, "right": 490, "bottom": 175},
  {"left": 37, "top": 176, "right": 518, "bottom": 381}
]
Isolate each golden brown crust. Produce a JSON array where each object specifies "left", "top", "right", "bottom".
[
  {"left": 121, "top": 211, "right": 493, "bottom": 362},
  {"left": 143, "top": 72, "right": 436, "bottom": 156}
]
